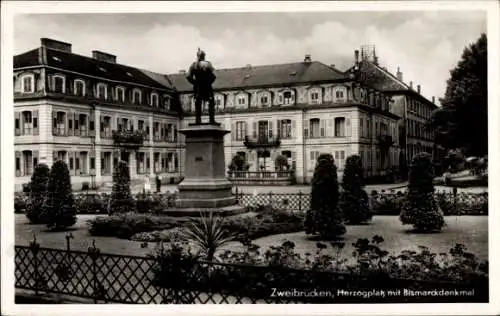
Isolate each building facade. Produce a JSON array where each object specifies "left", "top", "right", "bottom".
[{"left": 14, "top": 38, "right": 404, "bottom": 190}]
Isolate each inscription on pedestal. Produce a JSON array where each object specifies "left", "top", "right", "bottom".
[{"left": 195, "top": 156, "right": 204, "bottom": 162}]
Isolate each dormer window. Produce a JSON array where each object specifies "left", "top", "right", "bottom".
[
  {"left": 261, "top": 96, "right": 268, "bottom": 105},
  {"left": 132, "top": 89, "right": 142, "bottom": 104},
  {"left": 96, "top": 83, "right": 108, "bottom": 100},
  {"left": 20, "top": 74, "right": 35, "bottom": 93},
  {"left": 215, "top": 94, "right": 224, "bottom": 111},
  {"left": 333, "top": 86, "right": 346, "bottom": 102},
  {"left": 237, "top": 94, "right": 247, "bottom": 107},
  {"left": 310, "top": 91, "right": 320, "bottom": 104},
  {"left": 283, "top": 91, "right": 293, "bottom": 105},
  {"left": 53, "top": 75, "right": 65, "bottom": 93},
  {"left": 151, "top": 93, "right": 159, "bottom": 107},
  {"left": 163, "top": 95, "right": 171, "bottom": 110},
  {"left": 74, "top": 80, "right": 86, "bottom": 96},
  {"left": 115, "top": 86, "right": 125, "bottom": 102}
]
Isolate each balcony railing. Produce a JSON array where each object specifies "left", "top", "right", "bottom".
[
  {"left": 243, "top": 135, "right": 281, "bottom": 148},
  {"left": 112, "top": 129, "right": 147, "bottom": 148},
  {"left": 228, "top": 170, "right": 291, "bottom": 185}
]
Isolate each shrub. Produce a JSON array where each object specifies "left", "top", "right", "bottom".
[
  {"left": 182, "top": 211, "right": 239, "bottom": 261},
  {"left": 110, "top": 160, "right": 135, "bottom": 214},
  {"left": 87, "top": 213, "right": 180, "bottom": 239},
  {"left": 135, "top": 193, "right": 165, "bottom": 214},
  {"left": 229, "top": 153, "right": 247, "bottom": 171},
  {"left": 305, "top": 153, "right": 345, "bottom": 239},
  {"left": 15, "top": 192, "right": 27, "bottom": 213},
  {"left": 289, "top": 167, "right": 297, "bottom": 185},
  {"left": 436, "top": 191, "right": 488, "bottom": 215},
  {"left": 25, "top": 163, "right": 50, "bottom": 224},
  {"left": 400, "top": 153, "right": 444, "bottom": 232},
  {"left": 370, "top": 192, "right": 406, "bottom": 215},
  {"left": 340, "top": 155, "right": 372, "bottom": 224},
  {"left": 274, "top": 154, "right": 289, "bottom": 171},
  {"left": 76, "top": 194, "right": 108, "bottom": 214},
  {"left": 43, "top": 160, "right": 77, "bottom": 230}
]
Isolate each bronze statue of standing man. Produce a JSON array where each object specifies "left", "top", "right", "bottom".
[{"left": 186, "top": 48, "right": 217, "bottom": 125}]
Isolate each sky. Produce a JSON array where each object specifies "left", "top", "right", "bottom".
[{"left": 13, "top": 11, "right": 486, "bottom": 104}]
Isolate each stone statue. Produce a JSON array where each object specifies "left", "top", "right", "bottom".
[{"left": 186, "top": 48, "right": 217, "bottom": 125}]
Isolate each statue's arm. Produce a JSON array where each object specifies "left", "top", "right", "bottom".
[
  {"left": 209, "top": 62, "right": 216, "bottom": 83},
  {"left": 186, "top": 63, "right": 196, "bottom": 85}
]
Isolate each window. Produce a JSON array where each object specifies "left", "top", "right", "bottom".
[
  {"left": 22, "top": 151, "right": 33, "bottom": 176},
  {"left": 309, "top": 118, "right": 320, "bottom": 138},
  {"left": 283, "top": 91, "right": 293, "bottom": 105},
  {"left": 22, "top": 111, "right": 32, "bottom": 135},
  {"left": 21, "top": 74, "right": 35, "bottom": 93},
  {"left": 309, "top": 151, "right": 320, "bottom": 170},
  {"left": 80, "top": 152, "right": 88, "bottom": 175},
  {"left": 333, "top": 87, "right": 346, "bottom": 102},
  {"left": 310, "top": 91, "right": 319, "bottom": 103},
  {"left": 151, "top": 93, "right": 159, "bottom": 107},
  {"left": 79, "top": 114, "right": 88, "bottom": 136},
  {"left": 54, "top": 111, "right": 66, "bottom": 136},
  {"left": 100, "top": 152, "right": 111, "bottom": 175},
  {"left": 334, "top": 117, "right": 346, "bottom": 137},
  {"left": 136, "top": 152, "right": 146, "bottom": 174},
  {"left": 96, "top": 83, "right": 108, "bottom": 99},
  {"left": 53, "top": 75, "right": 65, "bottom": 93},
  {"left": 279, "top": 119, "right": 292, "bottom": 139},
  {"left": 163, "top": 95, "right": 171, "bottom": 110},
  {"left": 215, "top": 98, "right": 222, "bottom": 106},
  {"left": 334, "top": 150, "right": 346, "bottom": 170},
  {"left": 153, "top": 122, "right": 160, "bottom": 141},
  {"left": 74, "top": 80, "right": 86, "bottom": 96},
  {"left": 115, "top": 87, "right": 125, "bottom": 102},
  {"left": 133, "top": 89, "right": 142, "bottom": 104},
  {"left": 138, "top": 120, "right": 145, "bottom": 131},
  {"left": 235, "top": 121, "right": 247, "bottom": 141},
  {"left": 260, "top": 95, "right": 269, "bottom": 106},
  {"left": 237, "top": 95, "right": 246, "bottom": 106},
  {"left": 360, "top": 118, "right": 364, "bottom": 137}
]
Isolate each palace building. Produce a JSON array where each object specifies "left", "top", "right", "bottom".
[{"left": 13, "top": 38, "right": 436, "bottom": 190}]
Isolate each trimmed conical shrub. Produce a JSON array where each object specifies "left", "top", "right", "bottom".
[
  {"left": 110, "top": 160, "right": 135, "bottom": 214},
  {"left": 43, "top": 160, "right": 77, "bottom": 230},
  {"left": 340, "top": 155, "right": 372, "bottom": 225},
  {"left": 305, "top": 153, "right": 345, "bottom": 239},
  {"left": 400, "top": 152, "right": 445, "bottom": 232},
  {"left": 25, "top": 163, "right": 50, "bottom": 224}
]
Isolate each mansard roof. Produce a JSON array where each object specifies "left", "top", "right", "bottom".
[
  {"left": 168, "top": 61, "right": 349, "bottom": 92},
  {"left": 14, "top": 47, "right": 176, "bottom": 91}
]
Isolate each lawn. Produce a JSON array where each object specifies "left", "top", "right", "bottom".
[{"left": 15, "top": 214, "right": 488, "bottom": 260}]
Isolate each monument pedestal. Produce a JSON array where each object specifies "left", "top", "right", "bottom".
[{"left": 171, "top": 124, "right": 245, "bottom": 217}]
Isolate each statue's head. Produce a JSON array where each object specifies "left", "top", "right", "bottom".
[{"left": 197, "top": 48, "right": 206, "bottom": 61}]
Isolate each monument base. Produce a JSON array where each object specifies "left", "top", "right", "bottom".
[
  {"left": 175, "top": 124, "right": 245, "bottom": 217},
  {"left": 163, "top": 205, "right": 246, "bottom": 217}
]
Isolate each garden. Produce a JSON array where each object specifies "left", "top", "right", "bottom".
[{"left": 15, "top": 153, "right": 489, "bottom": 303}]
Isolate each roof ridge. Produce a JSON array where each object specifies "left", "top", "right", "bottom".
[{"left": 367, "top": 61, "right": 409, "bottom": 90}]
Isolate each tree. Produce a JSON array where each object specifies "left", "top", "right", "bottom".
[
  {"left": 340, "top": 155, "right": 372, "bottom": 225},
  {"left": 274, "top": 154, "right": 289, "bottom": 172},
  {"left": 110, "top": 160, "right": 135, "bottom": 214},
  {"left": 43, "top": 160, "right": 77, "bottom": 230},
  {"left": 432, "top": 33, "right": 487, "bottom": 156},
  {"left": 400, "top": 153, "right": 444, "bottom": 232},
  {"left": 305, "top": 153, "right": 345, "bottom": 239},
  {"left": 25, "top": 163, "right": 50, "bottom": 224},
  {"left": 228, "top": 154, "right": 247, "bottom": 171}
]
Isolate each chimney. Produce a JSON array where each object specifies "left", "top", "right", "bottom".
[
  {"left": 92, "top": 50, "right": 117, "bottom": 63},
  {"left": 417, "top": 85, "right": 421, "bottom": 94},
  {"left": 396, "top": 67, "right": 403, "bottom": 81},
  {"left": 179, "top": 70, "right": 186, "bottom": 75},
  {"left": 354, "top": 50, "right": 360, "bottom": 64},
  {"left": 245, "top": 64, "right": 252, "bottom": 70},
  {"left": 409, "top": 81, "right": 413, "bottom": 89},
  {"left": 432, "top": 96, "right": 435, "bottom": 104},
  {"left": 304, "top": 54, "right": 312, "bottom": 64},
  {"left": 40, "top": 38, "right": 72, "bottom": 53}
]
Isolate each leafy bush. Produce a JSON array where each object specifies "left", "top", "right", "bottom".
[
  {"left": 110, "top": 160, "right": 135, "bottom": 214},
  {"left": 436, "top": 191, "right": 488, "bottom": 215},
  {"left": 400, "top": 153, "right": 445, "bottom": 232},
  {"left": 305, "top": 153, "right": 345, "bottom": 239},
  {"left": 135, "top": 193, "right": 165, "bottom": 214},
  {"left": 43, "top": 160, "right": 77, "bottom": 230},
  {"left": 87, "top": 213, "right": 180, "bottom": 239},
  {"left": 274, "top": 154, "right": 289, "bottom": 171},
  {"left": 15, "top": 192, "right": 27, "bottom": 213},
  {"left": 340, "top": 155, "right": 372, "bottom": 224},
  {"left": 370, "top": 191, "right": 406, "bottom": 215},
  {"left": 75, "top": 194, "right": 108, "bottom": 214},
  {"left": 25, "top": 164, "right": 50, "bottom": 224},
  {"left": 131, "top": 227, "right": 185, "bottom": 243}
]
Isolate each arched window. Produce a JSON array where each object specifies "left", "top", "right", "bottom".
[
  {"left": 151, "top": 93, "right": 159, "bottom": 107},
  {"left": 20, "top": 74, "right": 35, "bottom": 93},
  {"left": 53, "top": 75, "right": 65, "bottom": 93},
  {"left": 74, "top": 80, "right": 86, "bottom": 96},
  {"left": 96, "top": 83, "right": 108, "bottom": 100},
  {"left": 115, "top": 86, "right": 125, "bottom": 102},
  {"left": 132, "top": 89, "right": 142, "bottom": 104}
]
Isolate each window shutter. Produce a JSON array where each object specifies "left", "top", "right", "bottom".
[
  {"left": 291, "top": 120, "right": 296, "bottom": 139},
  {"left": 346, "top": 118, "right": 351, "bottom": 137},
  {"left": 276, "top": 119, "right": 281, "bottom": 138},
  {"left": 252, "top": 122, "right": 257, "bottom": 138},
  {"left": 52, "top": 111, "right": 57, "bottom": 135},
  {"left": 90, "top": 151, "right": 95, "bottom": 174},
  {"left": 64, "top": 112, "right": 69, "bottom": 136},
  {"left": 117, "top": 117, "right": 120, "bottom": 131},
  {"left": 130, "top": 120, "right": 134, "bottom": 132},
  {"left": 15, "top": 151, "right": 21, "bottom": 177},
  {"left": 269, "top": 121, "right": 273, "bottom": 138},
  {"left": 33, "top": 110, "right": 39, "bottom": 135},
  {"left": 75, "top": 152, "right": 80, "bottom": 175},
  {"left": 20, "top": 111, "right": 25, "bottom": 135},
  {"left": 100, "top": 115, "right": 104, "bottom": 137},
  {"left": 243, "top": 122, "right": 248, "bottom": 138},
  {"left": 15, "top": 112, "right": 20, "bottom": 136},
  {"left": 320, "top": 119, "right": 326, "bottom": 137},
  {"left": 89, "top": 113, "right": 95, "bottom": 136},
  {"left": 232, "top": 122, "right": 236, "bottom": 141},
  {"left": 303, "top": 119, "right": 309, "bottom": 138}
]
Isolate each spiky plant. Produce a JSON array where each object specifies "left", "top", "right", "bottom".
[{"left": 182, "top": 211, "right": 240, "bottom": 262}]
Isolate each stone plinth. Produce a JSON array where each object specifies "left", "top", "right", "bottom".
[{"left": 175, "top": 124, "right": 245, "bottom": 216}]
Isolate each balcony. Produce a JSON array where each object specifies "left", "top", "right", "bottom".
[
  {"left": 243, "top": 135, "right": 281, "bottom": 148},
  {"left": 112, "top": 129, "right": 147, "bottom": 148}
]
